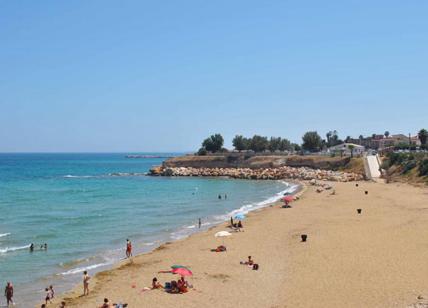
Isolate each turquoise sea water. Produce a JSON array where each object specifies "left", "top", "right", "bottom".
[{"left": 0, "top": 153, "right": 297, "bottom": 305}]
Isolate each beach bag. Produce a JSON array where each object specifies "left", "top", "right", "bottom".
[
  {"left": 252, "top": 264, "right": 259, "bottom": 270},
  {"left": 165, "top": 282, "right": 171, "bottom": 289}
]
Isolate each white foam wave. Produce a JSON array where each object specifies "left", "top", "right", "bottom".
[
  {"left": 0, "top": 233, "right": 11, "bottom": 238},
  {"left": 218, "top": 182, "right": 299, "bottom": 221},
  {"left": 63, "top": 175, "right": 95, "bottom": 178},
  {"left": 59, "top": 261, "right": 112, "bottom": 275},
  {"left": 0, "top": 244, "right": 30, "bottom": 254}
]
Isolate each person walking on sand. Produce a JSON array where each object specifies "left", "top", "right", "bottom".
[
  {"left": 83, "top": 271, "right": 90, "bottom": 296},
  {"left": 4, "top": 282, "right": 14, "bottom": 306},
  {"left": 126, "top": 239, "right": 132, "bottom": 258},
  {"left": 44, "top": 287, "right": 52, "bottom": 305}
]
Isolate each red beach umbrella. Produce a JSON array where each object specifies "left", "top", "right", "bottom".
[
  {"left": 172, "top": 267, "right": 193, "bottom": 276},
  {"left": 283, "top": 195, "right": 294, "bottom": 203}
]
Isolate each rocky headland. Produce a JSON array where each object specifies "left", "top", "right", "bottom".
[{"left": 149, "top": 154, "right": 365, "bottom": 182}]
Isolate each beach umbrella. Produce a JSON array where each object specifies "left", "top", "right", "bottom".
[
  {"left": 234, "top": 213, "right": 246, "bottom": 220},
  {"left": 283, "top": 195, "right": 294, "bottom": 203},
  {"left": 215, "top": 231, "right": 232, "bottom": 238},
  {"left": 172, "top": 267, "right": 193, "bottom": 276},
  {"left": 215, "top": 230, "right": 232, "bottom": 245},
  {"left": 171, "top": 265, "right": 189, "bottom": 270}
]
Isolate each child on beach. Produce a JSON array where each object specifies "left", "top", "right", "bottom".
[{"left": 83, "top": 271, "right": 91, "bottom": 295}]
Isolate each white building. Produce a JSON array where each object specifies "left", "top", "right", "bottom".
[{"left": 328, "top": 143, "right": 365, "bottom": 156}]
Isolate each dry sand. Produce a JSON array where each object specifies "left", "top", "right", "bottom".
[{"left": 51, "top": 181, "right": 428, "bottom": 308}]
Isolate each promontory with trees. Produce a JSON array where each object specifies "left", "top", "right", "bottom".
[{"left": 150, "top": 129, "right": 428, "bottom": 184}]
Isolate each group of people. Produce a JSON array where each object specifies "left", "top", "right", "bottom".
[
  {"left": 218, "top": 194, "right": 227, "bottom": 200},
  {"left": 98, "top": 297, "right": 127, "bottom": 308},
  {"left": 30, "top": 243, "right": 48, "bottom": 252}
]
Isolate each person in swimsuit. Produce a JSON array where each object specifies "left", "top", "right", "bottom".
[
  {"left": 198, "top": 218, "right": 201, "bottom": 229},
  {"left": 151, "top": 277, "right": 163, "bottom": 289},
  {"left": 49, "top": 285, "right": 54, "bottom": 299},
  {"left": 126, "top": 239, "right": 132, "bottom": 258},
  {"left": 60, "top": 301, "right": 66, "bottom": 308},
  {"left": 4, "top": 282, "right": 14, "bottom": 306},
  {"left": 45, "top": 287, "right": 52, "bottom": 305},
  {"left": 30, "top": 243, "right": 34, "bottom": 252},
  {"left": 100, "top": 298, "right": 112, "bottom": 308},
  {"left": 83, "top": 271, "right": 90, "bottom": 295}
]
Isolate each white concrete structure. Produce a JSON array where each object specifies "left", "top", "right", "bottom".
[
  {"left": 328, "top": 143, "right": 365, "bottom": 156},
  {"left": 366, "top": 154, "right": 381, "bottom": 179}
]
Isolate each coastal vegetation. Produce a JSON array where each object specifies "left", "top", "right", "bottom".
[
  {"left": 381, "top": 152, "right": 428, "bottom": 184},
  {"left": 197, "top": 128, "right": 428, "bottom": 156}
]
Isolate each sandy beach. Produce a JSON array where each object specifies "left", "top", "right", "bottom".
[{"left": 50, "top": 181, "right": 428, "bottom": 308}]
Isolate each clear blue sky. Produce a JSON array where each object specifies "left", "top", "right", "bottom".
[{"left": 1, "top": 1, "right": 427, "bottom": 152}]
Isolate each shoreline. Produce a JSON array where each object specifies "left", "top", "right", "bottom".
[
  {"left": 50, "top": 180, "right": 428, "bottom": 308},
  {"left": 39, "top": 179, "right": 301, "bottom": 307}
]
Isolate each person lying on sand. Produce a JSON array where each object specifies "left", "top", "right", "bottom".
[
  {"left": 240, "top": 256, "right": 254, "bottom": 266},
  {"left": 211, "top": 245, "right": 226, "bottom": 252}
]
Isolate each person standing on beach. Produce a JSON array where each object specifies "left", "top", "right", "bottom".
[
  {"left": 4, "top": 282, "right": 14, "bottom": 306},
  {"left": 126, "top": 239, "right": 132, "bottom": 258},
  {"left": 83, "top": 271, "right": 90, "bottom": 296},
  {"left": 198, "top": 218, "right": 201, "bottom": 229}
]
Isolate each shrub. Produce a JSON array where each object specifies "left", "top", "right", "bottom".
[{"left": 419, "top": 159, "right": 428, "bottom": 176}]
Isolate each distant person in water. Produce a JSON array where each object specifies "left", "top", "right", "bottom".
[
  {"left": 218, "top": 194, "right": 221, "bottom": 199},
  {"left": 4, "top": 282, "right": 14, "bottom": 306},
  {"left": 198, "top": 218, "right": 201, "bottom": 229},
  {"left": 224, "top": 194, "right": 227, "bottom": 199},
  {"left": 126, "top": 239, "right": 132, "bottom": 258},
  {"left": 30, "top": 243, "right": 34, "bottom": 252},
  {"left": 83, "top": 271, "right": 90, "bottom": 295}
]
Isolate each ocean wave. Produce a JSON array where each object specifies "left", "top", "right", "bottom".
[
  {"left": 218, "top": 182, "right": 299, "bottom": 220},
  {"left": 63, "top": 175, "right": 97, "bottom": 178},
  {"left": 0, "top": 244, "right": 30, "bottom": 254},
  {"left": 63, "top": 172, "right": 146, "bottom": 179},
  {"left": 0, "top": 233, "right": 11, "bottom": 238},
  {"left": 107, "top": 172, "right": 146, "bottom": 177},
  {"left": 59, "top": 261, "right": 113, "bottom": 276}
]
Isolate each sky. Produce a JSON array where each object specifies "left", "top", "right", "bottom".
[{"left": 1, "top": 1, "right": 427, "bottom": 152}]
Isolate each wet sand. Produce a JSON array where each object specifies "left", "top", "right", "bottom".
[{"left": 51, "top": 181, "right": 428, "bottom": 308}]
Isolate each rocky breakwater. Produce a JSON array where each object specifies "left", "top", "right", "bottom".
[{"left": 149, "top": 166, "right": 364, "bottom": 182}]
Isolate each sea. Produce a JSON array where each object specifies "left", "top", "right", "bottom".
[{"left": 0, "top": 153, "right": 298, "bottom": 306}]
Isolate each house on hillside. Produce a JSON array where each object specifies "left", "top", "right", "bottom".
[{"left": 328, "top": 143, "right": 365, "bottom": 156}]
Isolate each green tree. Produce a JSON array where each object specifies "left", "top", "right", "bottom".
[
  {"left": 232, "top": 135, "right": 248, "bottom": 152},
  {"left": 279, "top": 138, "right": 292, "bottom": 151},
  {"left": 249, "top": 135, "right": 269, "bottom": 152},
  {"left": 384, "top": 131, "right": 390, "bottom": 138},
  {"left": 418, "top": 129, "right": 428, "bottom": 145},
  {"left": 292, "top": 143, "right": 301, "bottom": 151},
  {"left": 302, "top": 131, "right": 322, "bottom": 152},
  {"left": 268, "top": 137, "right": 281, "bottom": 152},
  {"left": 348, "top": 144, "right": 355, "bottom": 158},
  {"left": 202, "top": 134, "right": 224, "bottom": 153}
]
